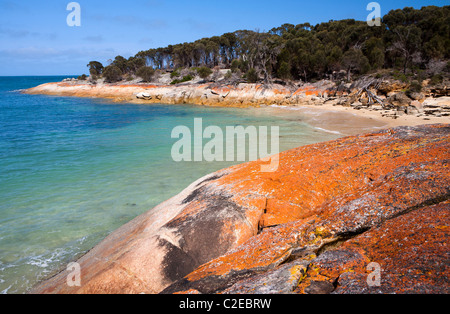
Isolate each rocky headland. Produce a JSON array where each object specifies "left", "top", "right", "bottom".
[
  {"left": 25, "top": 76, "right": 450, "bottom": 128},
  {"left": 31, "top": 124, "right": 450, "bottom": 294}
]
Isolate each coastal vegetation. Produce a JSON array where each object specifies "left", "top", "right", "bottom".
[{"left": 82, "top": 6, "right": 449, "bottom": 85}]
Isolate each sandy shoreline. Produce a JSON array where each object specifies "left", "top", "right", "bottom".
[
  {"left": 270, "top": 102, "right": 450, "bottom": 136},
  {"left": 264, "top": 104, "right": 387, "bottom": 136},
  {"left": 24, "top": 81, "right": 449, "bottom": 136}
]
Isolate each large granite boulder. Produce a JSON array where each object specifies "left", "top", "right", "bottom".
[{"left": 31, "top": 124, "right": 449, "bottom": 294}]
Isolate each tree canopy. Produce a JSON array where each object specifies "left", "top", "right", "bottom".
[{"left": 88, "top": 5, "right": 449, "bottom": 84}]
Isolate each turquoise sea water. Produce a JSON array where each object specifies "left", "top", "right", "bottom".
[{"left": 0, "top": 76, "right": 341, "bottom": 294}]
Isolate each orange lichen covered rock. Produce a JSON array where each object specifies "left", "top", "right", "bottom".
[
  {"left": 259, "top": 198, "right": 310, "bottom": 228},
  {"left": 296, "top": 201, "right": 450, "bottom": 294},
  {"left": 31, "top": 124, "right": 449, "bottom": 294},
  {"left": 25, "top": 81, "right": 327, "bottom": 107},
  {"left": 162, "top": 124, "right": 449, "bottom": 294}
]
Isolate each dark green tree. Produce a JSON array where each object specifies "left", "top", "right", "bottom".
[
  {"left": 277, "top": 61, "right": 291, "bottom": 79},
  {"left": 364, "top": 37, "right": 385, "bottom": 70},
  {"left": 327, "top": 46, "right": 343, "bottom": 72},
  {"left": 127, "top": 57, "right": 146, "bottom": 74},
  {"left": 342, "top": 48, "right": 370, "bottom": 80},
  {"left": 389, "top": 25, "right": 422, "bottom": 74},
  {"left": 87, "top": 61, "right": 104, "bottom": 77},
  {"left": 112, "top": 56, "right": 128, "bottom": 74},
  {"left": 103, "top": 65, "right": 122, "bottom": 83}
]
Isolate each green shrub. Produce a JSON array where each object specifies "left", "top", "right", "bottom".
[
  {"left": 170, "top": 70, "right": 180, "bottom": 78},
  {"left": 224, "top": 70, "right": 232, "bottom": 80},
  {"left": 392, "top": 71, "right": 408, "bottom": 83},
  {"left": 171, "top": 75, "right": 193, "bottom": 85},
  {"left": 408, "top": 80, "right": 422, "bottom": 93},
  {"left": 196, "top": 66, "right": 213, "bottom": 79},
  {"left": 406, "top": 80, "right": 423, "bottom": 98},
  {"left": 231, "top": 59, "right": 249, "bottom": 73},
  {"left": 245, "top": 68, "right": 258, "bottom": 83},
  {"left": 231, "top": 60, "right": 240, "bottom": 73},
  {"left": 430, "top": 74, "right": 443, "bottom": 85},
  {"left": 136, "top": 66, "right": 155, "bottom": 82}
]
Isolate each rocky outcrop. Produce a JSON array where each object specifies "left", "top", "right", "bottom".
[
  {"left": 31, "top": 124, "right": 449, "bottom": 294},
  {"left": 25, "top": 78, "right": 450, "bottom": 122},
  {"left": 24, "top": 80, "right": 338, "bottom": 108},
  {"left": 330, "top": 77, "right": 450, "bottom": 119}
]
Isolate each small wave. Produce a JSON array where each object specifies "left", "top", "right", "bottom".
[
  {"left": 24, "top": 235, "right": 90, "bottom": 270},
  {"left": 26, "top": 248, "right": 68, "bottom": 269},
  {"left": 1, "top": 285, "right": 12, "bottom": 294},
  {"left": 269, "top": 104, "right": 303, "bottom": 111},
  {"left": 314, "top": 127, "right": 342, "bottom": 135},
  {"left": 27, "top": 256, "right": 52, "bottom": 268}
]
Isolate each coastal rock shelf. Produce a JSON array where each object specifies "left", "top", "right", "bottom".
[
  {"left": 25, "top": 81, "right": 332, "bottom": 108},
  {"left": 31, "top": 124, "right": 449, "bottom": 294},
  {"left": 25, "top": 79, "right": 450, "bottom": 125}
]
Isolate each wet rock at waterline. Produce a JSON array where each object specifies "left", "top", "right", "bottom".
[{"left": 31, "top": 124, "right": 450, "bottom": 294}]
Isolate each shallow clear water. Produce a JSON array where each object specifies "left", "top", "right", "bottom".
[{"left": 0, "top": 76, "right": 341, "bottom": 294}]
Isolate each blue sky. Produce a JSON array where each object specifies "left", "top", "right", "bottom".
[{"left": 0, "top": 0, "right": 447, "bottom": 76}]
